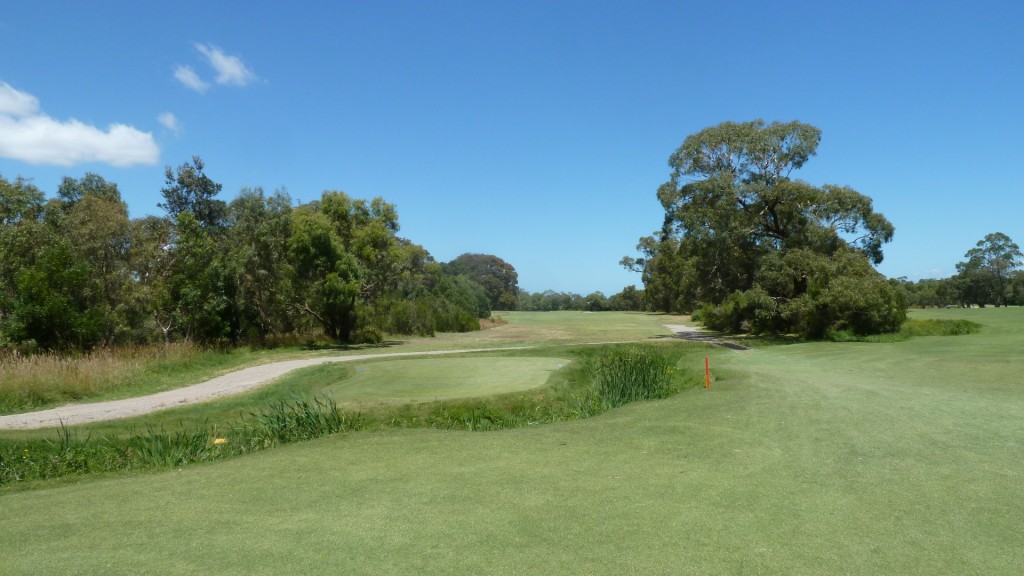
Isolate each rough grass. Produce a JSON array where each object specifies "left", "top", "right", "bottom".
[{"left": 0, "top": 343, "right": 312, "bottom": 415}]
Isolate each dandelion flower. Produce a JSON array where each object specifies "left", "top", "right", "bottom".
[{"left": 212, "top": 437, "right": 228, "bottom": 445}]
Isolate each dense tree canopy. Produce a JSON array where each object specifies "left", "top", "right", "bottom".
[
  {"left": 625, "top": 120, "right": 904, "bottom": 338},
  {"left": 445, "top": 253, "right": 520, "bottom": 310},
  {"left": 0, "top": 164, "right": 512, "bottom": 351}
]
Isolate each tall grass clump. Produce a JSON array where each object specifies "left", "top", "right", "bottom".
[
  {"left": 246, "top": 397, "right": 366, "bottom": 445},
  {"left": 0, "top": 343, "right": 201, "bottom": 414},
  {"left": 121, "top": 426, "right": 215, "bottom": 467},
  {"left": 591, "top": 347, "right": 677, "bottom": 409},
  {"left": 0, "top": 398, "right": 367, "bottom": 487}
]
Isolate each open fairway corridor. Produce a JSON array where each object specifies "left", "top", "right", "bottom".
[{"left": 2, "top": 309, "right": 1022, "bottom": 574}]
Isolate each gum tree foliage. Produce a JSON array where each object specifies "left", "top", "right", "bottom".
[
  {"left": 1, "top": 164, "right": 513, "bottom": 350},
  {"left": 288, "top": 202, "right": 363, "bottom": 342},
  {"left": 446, "top": 253, "right": 520, "bottom": 310},
  {"left": 224, "top": 187, "right": 295, "bottom": 340},
  {"left": 287, "top": 191, "right": 406, "bottom": 342},
  {"left": 624, "top": 120, "right": 904, "bottom": 338},
  {"left": 287, "top": 190, "right": 488, "bottom": 342},
  {"left": 955, "top": 232, "right": 1022, "bottom": 307},
  {"left": 608, "top": 285, "right": 645, "bottom": 311},
  {"left": 0, "top": 176, "right": 47, "bottom": 334},
  {"left": 1, "top": 175, "right": 116, "bottom": 349},
  {"left": 155, "top": 158, "right": 234, "bottom": 343},
  {"left": 55, "top": 174, "right": 135, "bottom": 345},
  {"left": 158, "top": 156, "right": 227, "bottom": 230},
  {"left": 129, "top": 216, "right": 179, "bottom": 344}
]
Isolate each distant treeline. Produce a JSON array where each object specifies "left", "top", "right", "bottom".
[
  {"left": 892, "top": 232, "right": 1024, "bottom": 309},
  {"left": 893, "top": 273, "right": 1024, "bottom": 309},
  {"left": 517, "top": 286, "right": 644, "bottom": 312}
]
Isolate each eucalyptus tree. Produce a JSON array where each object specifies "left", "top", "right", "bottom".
[
  {"left": 955, "top": 232, "right": 1022, "bottom": 307},
  {"left": 446, "top": 253, "right": 520, "bottom": 310},
  {"left": 0, "top": 175, "right": 107, "bottom": 349},
  {"left": 225, "top": 187, "right": 295, "bottom": 340},
  {"left": 129, "top": 215, "right": 177, "bottom": 343},
  {"left": 626, "top": 120, "right": 903, "bottom": 337},
  {"left": 288, "top": 204, "right": 362, "bottom": 342},
  {"left": 159, "top": 156, "right": 227, "bottom": 230},
  {"left": 57, "top": 172, "right": 122, "bottom": 205},
  {"left": 153, "top": 158, "right": 232, "bottom": 342},
  {"left": 0, "top": 176, "right": 46, "bottom": 334},
  {"left": 166, "top": 211, "right": 231, "bottom": 342},
  {"left": 608, "top": 286, "right": 645, "bottom": 311}
]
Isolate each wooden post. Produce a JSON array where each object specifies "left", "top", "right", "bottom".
[{"left": 705, "top": 356, "right": 710, "bottom": 389}]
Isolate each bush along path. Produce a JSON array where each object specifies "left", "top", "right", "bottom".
[{"left": 0, "top": 344, "right": 702, "bottom": 488}]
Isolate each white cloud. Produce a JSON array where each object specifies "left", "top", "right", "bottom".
[
  {"left": 0, "top": 82, "right": 39, "bottom": 116},
  {"left": 174, "top": 65, "right": 209, "bottom": 93},
  {"left": 0, "top": 82, "right": 159, "bottom": 167},
  {"left": 157, "top": 112, "right": 181, "bottom": 134},
  {"left": 195, "top": 43, "right": 257, "bottom": 86}
]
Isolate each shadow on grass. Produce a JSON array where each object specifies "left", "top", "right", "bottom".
[{"left": 302, "top": 340, "right": 406, "bottom": 352}]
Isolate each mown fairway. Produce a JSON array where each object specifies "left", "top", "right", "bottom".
[{"left": 2, "top": 309, "right": 1022, "bottom": 574}]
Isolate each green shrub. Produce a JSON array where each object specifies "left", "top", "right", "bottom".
[
  {"left": 831, "top": 318, "right": 981, "bottom": 343},
  {"left": 901, "top": 318, "right": 981, "bottom": 337}
]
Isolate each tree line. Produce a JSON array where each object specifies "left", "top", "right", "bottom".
[
  {"left": 517, "top": 286, "right": 644, "bottom": 312},
  {"left": 893, "top": 232, "right": 1024, "bottom": 308},
  {"left": 0, "top": 157, "right": 522, "bottom": 352}
]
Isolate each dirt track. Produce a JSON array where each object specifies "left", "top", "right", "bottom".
[{"left": 0, "top": 347, "right": 531, "bottom": 431}]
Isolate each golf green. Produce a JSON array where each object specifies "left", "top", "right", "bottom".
[{"left": 317, "top": 356, "right": 570, "bottom": 402}]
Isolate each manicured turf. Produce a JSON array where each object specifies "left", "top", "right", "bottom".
[
  {"left": 2, "top": 309, "right": 1022, "bottom": 574},
  {"left": 318, "top": 356, "right": 569, "bottom": 403}
]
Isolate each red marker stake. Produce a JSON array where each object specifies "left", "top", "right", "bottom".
[{"left": 705, "top": 356, "right": 710, "bottom": 389}]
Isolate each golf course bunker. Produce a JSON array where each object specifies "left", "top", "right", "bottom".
[{"left": 319, "top": 356, "right": 570, "bottom": 403}]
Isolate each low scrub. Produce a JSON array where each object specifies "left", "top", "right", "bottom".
[
  {"left": 0, "top": 344, "right": 702, "bottom": 487},
  {"left": 830, "top": 318, "right": 981, "bottom": 343}
]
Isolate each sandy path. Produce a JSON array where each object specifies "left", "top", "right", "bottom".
[
  {"left": 662, "top": 324, "right": 700, "bottom": 333},
  {"left": 0, "top": 347, "right": 531, "bottom": 431}
]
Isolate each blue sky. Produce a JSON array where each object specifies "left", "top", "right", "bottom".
[{"left": 1, "top": 1, "right": 1021, "bottom": 295}]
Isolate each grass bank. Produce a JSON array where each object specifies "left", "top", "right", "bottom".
[{"left": 0, "top": 343, "right": 702, "bottom": 487}]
